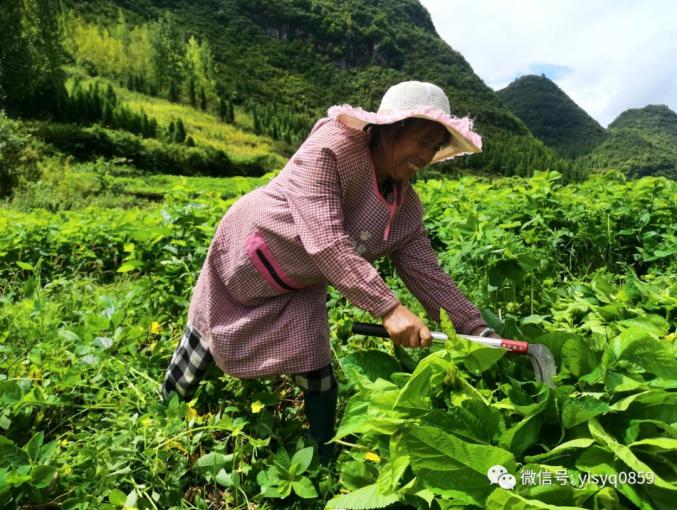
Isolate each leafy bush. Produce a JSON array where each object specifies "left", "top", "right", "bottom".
[
  {"left": 33, "top": 122, "right": 278, "bottom": 177},
  {"left": 0, "top": 113, "right": 41, "bottom": 197}
]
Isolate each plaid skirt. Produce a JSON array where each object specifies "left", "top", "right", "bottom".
[{"left": 161, "top": 324, "right": 336, "bottom": 401}]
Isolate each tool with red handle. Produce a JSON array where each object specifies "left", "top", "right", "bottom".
[{"left": 351, "top": 322, "right": 556, "bottom": 387}]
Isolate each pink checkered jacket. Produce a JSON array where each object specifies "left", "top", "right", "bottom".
[{"left": 187, "top": 118, "right": 487, "bottom": 377}]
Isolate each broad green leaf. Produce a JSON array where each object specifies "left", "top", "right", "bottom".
[
  {"left": 608, "top": 389, "right": 669, "bottom": 412},
  {"left": 116, "top": 262, "right": 139, "bottom": 273},
  {"left": 30, "top": 465, "right": 57, "bottom": 489},
  {"left": 0, "top": 436, "right": 28, "bottom": 468},
  {"left": 499, "top": 414, "right": 541, "bottom": 456},
  {"left": 326, "top": 482, "right": 399, "bottom": 509},
  {"left": 629, "top": 437, "right": 677, "bottom": 452},
  {"left": 588, "top": 419, "right": 676, "bottom": 492},
  {"left": 16, "top": 261, "right": 33, "bottom": 270},
  {"left": 485, "top": 487, "right": 586, "bottom": 509},
  {"left": 215, "top": 468, "right": 237, "bottom": 488},
  {"left": 617, "top": 315, "right": 670, "bottom": 337},
  {"left": 561, "top": 397, "right": 609, "bottom": 428},
  {"left": 340, "top": 350, "right": 400, "bottom": 383},
  {"left": 615, "top": 333, "right": 677, "bottom": 378},
  {"left": 403, "top": 424, "right": 515, "bottom": 504},
  {"left": 195, "top": 452, "right": 233, "bottom": 475},
  {"left": 561, "top": 337, "right": 599, "bottom": 377},
  {"left": 394, "top": 352, "right": 454, "bottom": 410},
  {"left": 24, "top": 432, "right": 44, "bottom": 462},
  {"left": 334, "top": 397, "right": 405, "bottom": 440},
  {"left": 624, "top": 419, "right": 677, "bottom": 443},
  {"left": 574, "top": 445, "right": 616, "bottom": 475},
  {"left": 605, "top": 371, "right": 648, "bottom": 392},
  {"left": 525, "top": 438, "right": 595, "bottom": 464},
  {"left": 340, "top": 460, "right": 379, "bottom": 491},
  {"left": 292, "top": 477, "right": 318, "bottom": 499},
  {"left": 464, "top": 346, "right": 506, "bottom": 375},
  {"left": 290, "top": 446, "right": 313, "bottom": 474},
  {"left": 108, "top": 489, "right": 127, "bottom": 506}
]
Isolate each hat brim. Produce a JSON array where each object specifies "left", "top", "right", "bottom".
[{"left": 327, "top": 104, "right": 482, "bottom": 163}]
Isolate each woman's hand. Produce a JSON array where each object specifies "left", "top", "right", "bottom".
[{"left": 381, "top": 304, "right": 432, "bottom": 348}]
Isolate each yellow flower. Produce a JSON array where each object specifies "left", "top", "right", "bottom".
[
  {"left": 364, "top": 451, "right": 380, "bottom": 463},
  {"left": 251, "top": 400, "right": 265, "bottom": 414},
  {"left": 141, "top": 417, "right": 153, "bottom": 427},
  {"left": 60, "top": 438, "right": 69, "bottom": 447},
  {"left": 186, "top": 406, "right": 198, "bottom": 422},
  {"left": 62, "top": 464, "right": 72, "bottom": 475},
  {"left": 150, "top": 321, "right": 162, "bottom": 334}
]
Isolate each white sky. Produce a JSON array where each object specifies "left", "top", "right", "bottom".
[{"left": 419, "top": 0, "right": 677, "bottom": 127}]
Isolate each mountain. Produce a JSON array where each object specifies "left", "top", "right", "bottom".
[
  {"left": 583, "top": 105, "right": 677, "bottom": 179},
  {"left": 497, "top": 74, "right": 607, "bottom": 158},
  {"left": 62, "top": 0, "right": 569, "bottom": 178}
]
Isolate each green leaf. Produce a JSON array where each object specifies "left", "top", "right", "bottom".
[
  {"left": 485, "top": 487, "right": 587, "bottom": 509},
  {"left": 290, "top": 446, "right": 314, "bottom": 474},
  {"left": 292, "top": 477, "right": 318, "bottom": 499},
  {"left": 499, "top": 414, "right": 541, "bottom": 456},
  {"left": 340, "top": 350, "right": 400, "bottom": 383},
  {"left": 613, "top": 329, "right": 677, "bottom": 378},
  {"left": 561, "top": 397, "right": 609, "bottom": 428},
  {"left": 24, "top": 432, "right": 44, "bottom": 462},
  {"left": 629, "top": 437, "right": 677, "bottom": 452},
  {"left": 403, "top": 424, "right": 515, "bottom": 504},
  {"left": 524, "top": 438, "right": 595, "bottom": 464},
  {"left": 574, "top": 445, "right": 617, "bottom": 475},
  {"left": 589, "top": 419, "right": 676, "bottom": 492},
  {"left": 326, "top": 483, "right": 399, "bottom": 509},
  {"left": 108, "top": 488, "right": 127, "bottom": 506},
  {"left": 464, "top": 346, "right": 506, "bottom": 375},
  {"left": 195, "top": 452, "right": 233, "bottom": 475},
  {"left": 617, "top": 315, "right": 670, "bottom": 338},
  {"left": 16, "top": 261, "right": 34, "bottom": 270},
  {"left": 0, "top": 436, "right": 29, "bottom": 468},
  {"left": 394, "top": 353, "right": 454, "bottom": 410},
  {"left": 116, "top": 262, "right": 139, "bottom": 273},
  {"left": 30, "top": 465, "right": 57, "bottom": 488},
  {"left": 215, "top": 468, "right": 237, "bottom": 488},
  {"left": 561, "top": 337, "right": 599, "bottom": 377},
  {"left": 340, "top": 460, "right": 379, "bottom": 491}
]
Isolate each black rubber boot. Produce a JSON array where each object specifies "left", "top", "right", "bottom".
[{"left": 303, "top": 383, "right": 338, "bottom": 465}]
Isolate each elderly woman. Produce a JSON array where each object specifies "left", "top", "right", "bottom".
[{"left": 162, "top": 81, "right": 495, "bottom": 463}]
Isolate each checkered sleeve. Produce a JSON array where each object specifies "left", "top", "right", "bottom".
[
  {"left": 390, "top": 221, "right": 487, "bottom": 335},
  {"left": 285, "top": 146, "right": 400, "bottom": 318}
]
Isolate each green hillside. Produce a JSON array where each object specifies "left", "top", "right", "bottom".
[
  {"left": 497, "top": 74, "right": 608, "bottom": 158},
  {"left": 59, "top": 0, "right": 569, "bottom": 178},
  {"left": 581, "top": 105, "right": 677, "bottom": 179}
]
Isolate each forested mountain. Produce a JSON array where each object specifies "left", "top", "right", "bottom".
[
  {"left": 497, "top": 74, "right": 608, "bottom": 158},
  {"left": 582, "top": 105, "right": 677, "bottom": 178},
  {"left": 52, "top": 0, "right": 568, "bottom": 177}
]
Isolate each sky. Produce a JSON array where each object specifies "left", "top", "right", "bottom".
[{"left": 419, "top": 0, "right": 677, "bottom": 127}]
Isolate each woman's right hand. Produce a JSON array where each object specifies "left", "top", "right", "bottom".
[{"left": 381, "top": 304, "right": 432, "bottom": 348}]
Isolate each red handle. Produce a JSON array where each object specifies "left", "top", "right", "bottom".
[{"left": 500, "top": 339, "right": 529, "bottom": 353}]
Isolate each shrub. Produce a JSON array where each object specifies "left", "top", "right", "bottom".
[{"left": 0, "top": 113, "right": 41, "bottom": 197}]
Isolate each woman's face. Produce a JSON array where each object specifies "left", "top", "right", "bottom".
[{"left": 379, "top": 120, "right": 450, "bottom": 182}]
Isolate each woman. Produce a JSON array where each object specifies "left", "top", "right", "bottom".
[{"left": 162, "top": 81, "right": 496, "bottom": 463}]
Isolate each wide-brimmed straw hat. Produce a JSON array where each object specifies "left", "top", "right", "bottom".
[{"left": 328, "top": 81, "right": 482, "bottom": 163}]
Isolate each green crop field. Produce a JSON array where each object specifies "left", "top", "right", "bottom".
[{"left": 1, "top": 169, "right": 675, "bottom": 509}]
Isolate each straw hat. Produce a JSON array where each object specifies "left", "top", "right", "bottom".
[{"left": 328, "top": 81, "right": 482, "bottom": 163}]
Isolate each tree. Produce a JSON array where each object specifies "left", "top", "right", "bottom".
[{"left": 174, "top": 118, "right": 186, "bottom": 143}]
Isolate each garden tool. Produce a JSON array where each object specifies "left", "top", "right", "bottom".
[{"left": 351, "top": 322, "right": 557, "bottom": 387}]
